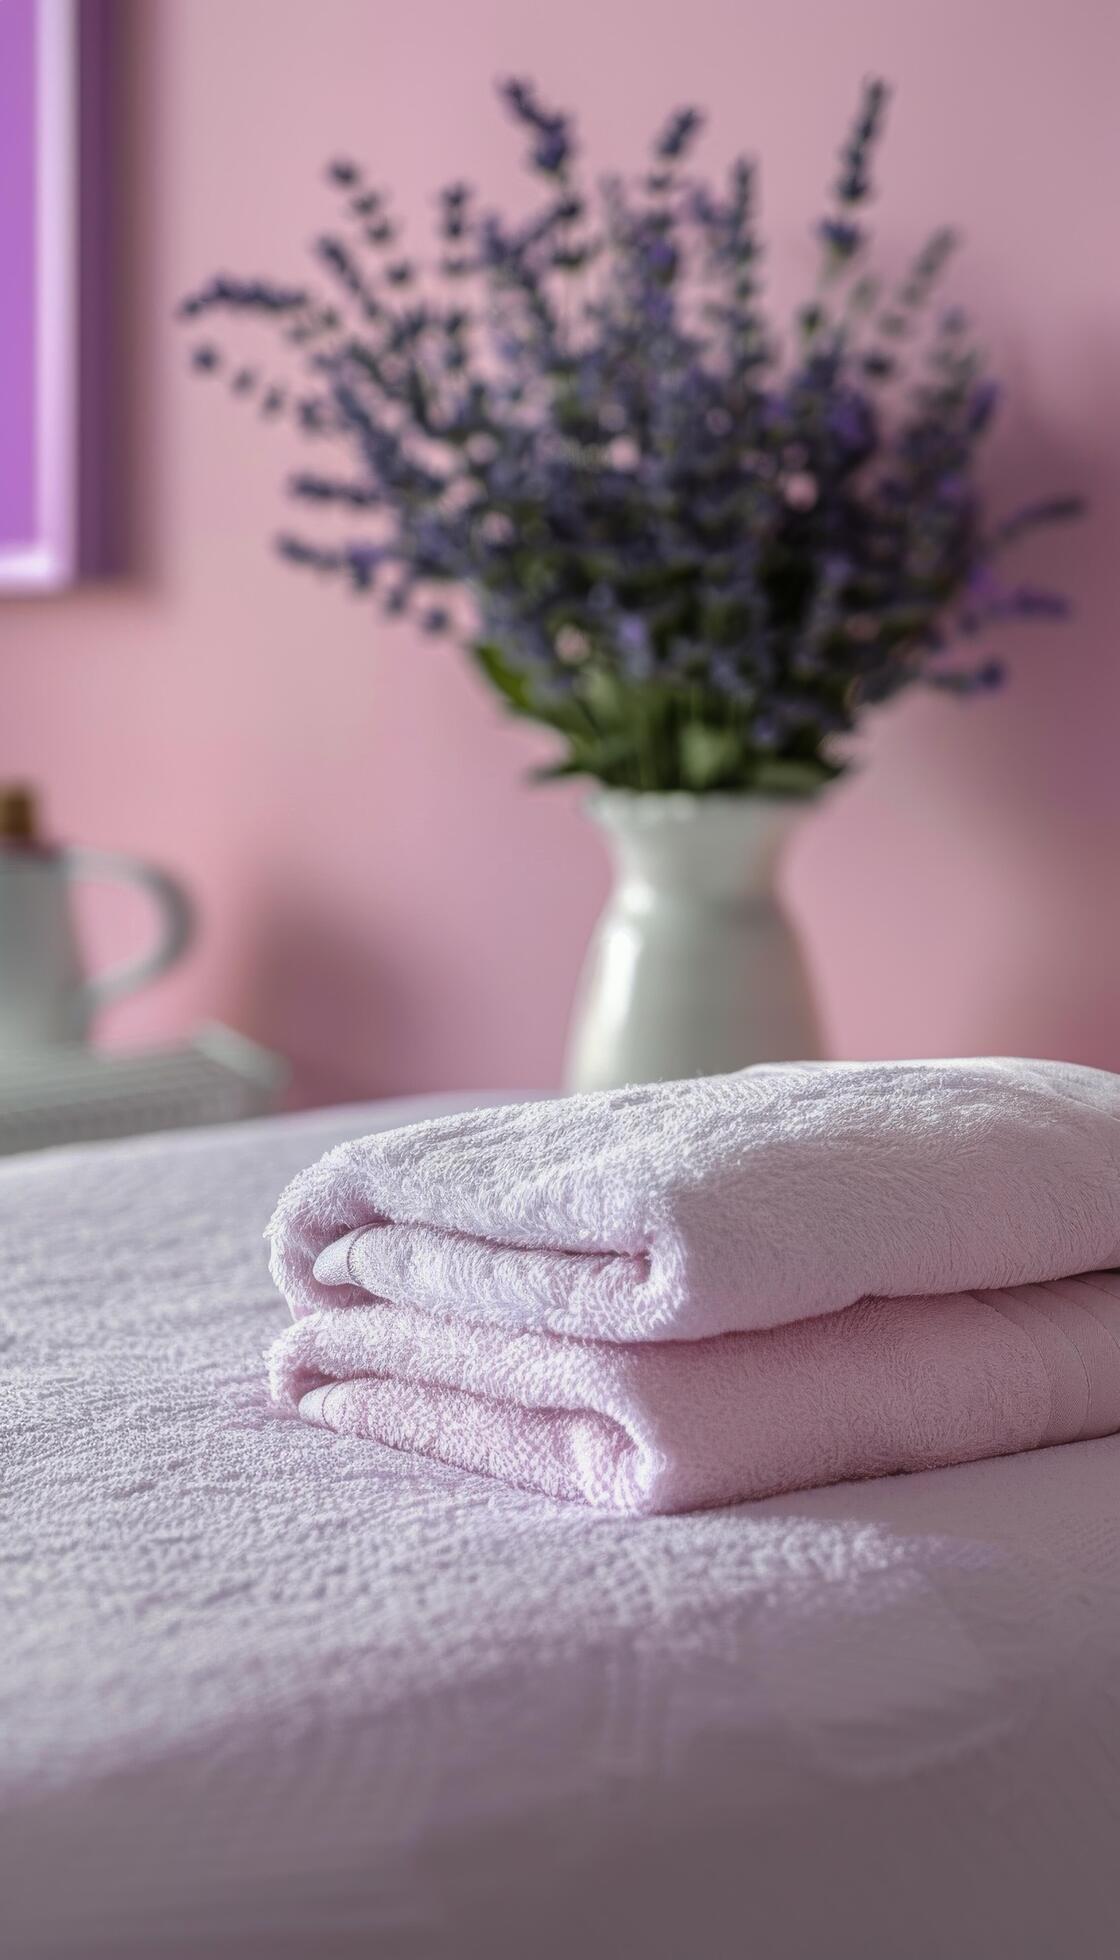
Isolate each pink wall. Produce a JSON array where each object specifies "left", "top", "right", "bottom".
[{"left": 1, "top": 0, "right": 1117, "bottom": 1104}]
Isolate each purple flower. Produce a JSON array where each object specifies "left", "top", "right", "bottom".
[
  {"left": 498, "top": 77, "right": 573, "bottom": 175},
  {"left": 182, "top": 74, "right": 1081, "bottom": 794},
  {"left": 967, "top": 380, "right": 1001, "bottom": 434},
  {"left": 345, "top": 543, "right": 383, "bottom": 591},
  {"left": 827, "top": 389, "right": 876, "bottom": 456},
  {"left": 616, "top": 614, "right": 653, "bottom": 679},
  {"left": 533, "top": 127, "right": 570, "bottom": 174},
  {"left": 818, "top": 218, "right": 862, "bottom": 257},
  {"left": 834, "top": 79, "right": 889, "bottom": 204},
  {"left": 655, "top": 107, "right": 704, "bottom": 161},
  {"left": 178, "top": 275, "right": 308, "bottom": 318},
  {"left": 710, "top": 653, "right": 753, "bottom": 701},
  {"left": 1007, "top": 585, "right": 1070, "bottom": 619},
  {"left": 642, "top": 235, "right": 679, "bottom": 281},
  {"left": 995, "top": 495, "right": 1084, "bottom": 542}
]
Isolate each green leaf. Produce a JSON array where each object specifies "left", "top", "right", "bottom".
[
  {"left": 531, "top": 754, "right": 587, "bottom": 782},
  {"left": 678, "top": 722, "right": 742, "bottom": 790},
  {"left": 533, "top": 727, "right": 645, "bottom": 784},
  {"left": 471, "top": 640, "right": 538, "bottom": 716},
  {"left": 578, "top": 666, "right": 628, "bottom": 726},
  {"left": 751, "top": 756, "right": 837, "bottom": 796},
  {"left": 472, "top": 640, "right": 592, "bottom": 742}
]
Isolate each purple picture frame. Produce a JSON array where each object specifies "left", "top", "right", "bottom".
[{"left": 0, "top": 0, "right": 107, "bottom": 590}]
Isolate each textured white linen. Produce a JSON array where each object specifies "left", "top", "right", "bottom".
[{"left": 5, "top": 1098, "right": 1120, "bottom": 1959}]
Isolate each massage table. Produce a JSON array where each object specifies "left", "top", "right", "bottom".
[{"left": 5, "top": 1097, "right": 1120, "bottom": 1957}]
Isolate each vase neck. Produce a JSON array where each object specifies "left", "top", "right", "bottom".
[{"left": 589, "top": 792, "right": 808, "bottom": 899}]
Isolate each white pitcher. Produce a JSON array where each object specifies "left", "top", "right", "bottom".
[
  {"left": 0, "top": 787, "right": 193, "bottom": 1054},
  {"left": 564, "top": 790, "right": 822, "bottom": 1093}
]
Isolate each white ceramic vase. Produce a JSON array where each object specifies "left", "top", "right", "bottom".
[{"left": 564, "top": 790, "right": 822, "bottom": 1094}]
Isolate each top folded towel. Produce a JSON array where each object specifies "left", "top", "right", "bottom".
[{"left": 268, "top": 1057, "right": 1120, "bottom": 1344}]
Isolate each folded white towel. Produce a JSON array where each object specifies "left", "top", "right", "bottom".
[{"left": 269, "top": 1057, "right": 1120, "bottom": 1343}]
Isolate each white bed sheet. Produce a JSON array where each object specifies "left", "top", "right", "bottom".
[{"left": 4, "top": 1096, "right": 1120, "bottom": 1959}]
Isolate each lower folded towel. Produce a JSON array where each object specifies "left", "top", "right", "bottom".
[{"left": 268, "top": 1269, "right": 1120, "bottom": 1514}]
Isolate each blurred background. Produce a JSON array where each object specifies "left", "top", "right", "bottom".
[{"left": 1, "top": 0, "right": 1117, "bottom": 1114}]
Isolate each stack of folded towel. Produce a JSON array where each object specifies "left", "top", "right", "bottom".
[{"left": 266, "top": 1057, "right": 1120, "bottom": 1515}]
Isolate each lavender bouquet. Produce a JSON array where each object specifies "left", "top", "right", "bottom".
[{"left": 181, "top": 79, "right": 1080, "bottom": 795}]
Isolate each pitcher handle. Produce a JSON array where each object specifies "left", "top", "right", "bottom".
[{"left": 65, "top": 848, "right": 194, "bottom": 1014}]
